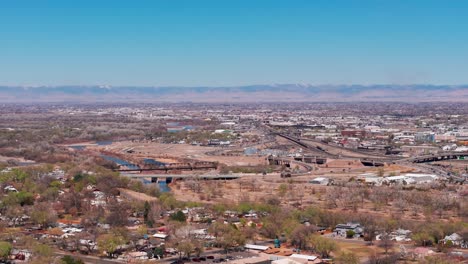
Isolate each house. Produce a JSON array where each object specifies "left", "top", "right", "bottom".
[
  {"left": 191, "top": 229, "right": 215, "bottom": 240},
  {"left": 443, "top": 233, "right": 467, "bottom": 248},
  {"left": 4, "top": 185, "right": 18, "bottom": 192},
  {"left": 381, "top": 173, "right": 438, "bottom": 185},
  {"left": 225, "top": 217, "right": 241, "bottom": 225},
  {"left": 392, "top": 229, "right": 412, "bottom": 242},
  {"left": 91, "top": 190, "right": 106, "bottom": 206},
  {"left": 334, "top": 222, "right": 363, "bottom": 237},
  {"left": 357, "top": 173, "right": 383, "bottom": 185},
  {"left": 8, "top": 215, "right": 30, "bottom": 227},
  {"left": 10, "top": 249, "right": 32, "bottom": 261},
  {"left": 153, "top": 233, "right": 169, "bottom": 240},
  {"left": 376, "top": 229, "right": 412, "bottom": 242},
  {"left": 244, "top": 210, "right": 258, "bottom": 218},
  {"left": 309, "top": 177, "right": 329, "bottom": 185}
]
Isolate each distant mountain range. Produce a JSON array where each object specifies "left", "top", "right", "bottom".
[{"left": 1, "top": 84, "right": 467, "bottom": 103}]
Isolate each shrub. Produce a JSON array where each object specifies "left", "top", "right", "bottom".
[{"left": 346, "top": 230, "right": 356, "bottom": 238}]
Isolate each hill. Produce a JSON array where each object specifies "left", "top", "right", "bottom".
[{"left": 1, "top": 84, "right": 467, "bottom": 103}]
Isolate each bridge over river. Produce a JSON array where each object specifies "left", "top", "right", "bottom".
[{"left": 120, "top": 173, "right": 242, "bottom": 182}]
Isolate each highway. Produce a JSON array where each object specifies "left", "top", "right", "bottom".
[{"left": 275, "top": 131, "right": 467, "bottom": 176}]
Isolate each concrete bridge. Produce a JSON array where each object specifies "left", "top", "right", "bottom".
[
  {"left": 399, "top": 152, "right": 468, "bottom": 163},
  {"left": 275, "top": 133, "right": 337, "bottom": 158},
  {"left": 267, "top": 156, "right": 315, "bottom": 173},
  {"left": 120, "top": 173, "right": 241, "bottom": 182},
  {"left": 293, "top": 155, "right": 327, "bottom": 164},
  {"left": 275, "top": 132, "right": 468, "bottom": 167},
  {"left": 360, "top": 158, "right": 386, "bottom": 167},
  {"left": 114, "top": 161, "right": 218, "bottom": 172}
]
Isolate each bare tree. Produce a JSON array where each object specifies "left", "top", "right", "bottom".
[{"left": 378, "top": 233, "right": 394, "bottom": 255}]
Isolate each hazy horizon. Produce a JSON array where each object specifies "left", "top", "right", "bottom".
[{"left": 1, "top": 84, "right": 467, "bottom": 103}]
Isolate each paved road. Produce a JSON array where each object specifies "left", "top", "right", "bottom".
[{"left": 54, "top": 250, "right": 125, "bottom": 264}]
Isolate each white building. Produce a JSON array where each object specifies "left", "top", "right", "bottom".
[{"left": 309, "top": 177, "right": 329, "bottom": 185}]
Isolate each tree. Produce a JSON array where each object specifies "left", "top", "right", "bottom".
[
  {"left": 95, "top": 173, "right": 128, "bottom": 195},
  {"left": 106, "top": 199, "right": 130, "bottom": 227},
  {"left": 433, "top": 194, "right": 453, "bottom": 219},
  {"left": 377, "top": 167, "right": 385, "bottom": 177},
  {"left": 146, "top": 201, "right": 162, "bottom": 227},
  {"left": 360, "top": 215, "right": 378, "bottom": 245},
  {"left": 394, "top": 197, "right": 408, "bottom": 215},
  {"left": 419, "top": 255, "right": 458, "bottom": 264},
  {"left": 308, "top": 235, "right": 337, "bottom": 258},
  {"left": 153, "top": 246, "right": 165, "bottom": 259},
  {"left": 143, "top": 201, "right": 151, "bottom": 225},
  {"left": 412, "top": 232, "right": 434, "bottom": 247},
  {"left": 335, "top": 251, "right": 359, "bottom": 264},
  {"left": 378, "top": 233, "right": 394, "bottom": 255},
  {"left": 97, "top": 233, "right": 127, "bottom": 258},
  {"left": 169, "top": 211, "right": 187, "bottom": 222},
  {"left": 290, "top": 225, "right": 318, "bottom": 250},
  {"left": 137, "top": 225, "right": 148, "bottom": 237},
  {"left": 176, "top": 240, "right": 195, "bottom": 259},
  {"left": 16, "top": 191, "right": 35, "bottom": 206},
  {"left": 61, "top": 255, "right": 85, "bottom": 264},
  {"left": 81, "top": 205, "right": 105, "bottom": 229},
  {"left": 277, "top": 184, "right": 288, "bottom": 197},
  {"left": 346, "top": 230, "right": 355, "bottom": 239},
  {"left": 367, "top": 253, "right": 399, "bottom": 264},
  {"left": 33, "top": 243, "right": 53, "bottom": 258},
  {"left": 0, "top": 241, "right": 12, "bottom": 261},
  {"left": 28, "top": 242, "right": 55, "bottom": 264},
  {"left": 244, "top": 223, "right": 258, "bottom": 244},
  {"left": 325, "top": 187, "right": 341, "bottom": 208},
  {"left": 260, "top": 211, "right": 287, "bottom": 238},
  {"left": 61, "top": 189, "right": 84, "bottom": 215},
  {"left": 30, "top": 202, "right": 57, "bottom": 227},
  {"left": 167, "top": 225, "right": 201, "bottom": 259},
  {"left": 211, "top": 223, "right": 245, "bottom": 254}
]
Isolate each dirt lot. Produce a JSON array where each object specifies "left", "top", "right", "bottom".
[
  {"left": 118, "top": 188, "right": 159, "bottom": 202},
  {"left": 92, "top": 141, "right": 266, "bottom": 166}
]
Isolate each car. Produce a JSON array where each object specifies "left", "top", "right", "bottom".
[
  {"left": 199, "top": 257, "right": 206, "bottom": 261},
  {"left": 207, "top": 256, "right": 215, "bottom": 260}
]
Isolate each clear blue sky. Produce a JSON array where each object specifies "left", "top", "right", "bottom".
[{"left": 1, "top": 0, "right": 468, "bottom": 86}]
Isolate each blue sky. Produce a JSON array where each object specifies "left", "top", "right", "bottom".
[{"left": 1, "top": 0, "right": 468, "bottom": 86}]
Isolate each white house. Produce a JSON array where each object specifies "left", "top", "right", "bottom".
[{"left": 443, "top": 233, "right": 467, "bottom": 248}]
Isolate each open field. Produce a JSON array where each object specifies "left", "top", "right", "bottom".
[{"left": 91, "top": 141, "right": 267, "bottom": 167}]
